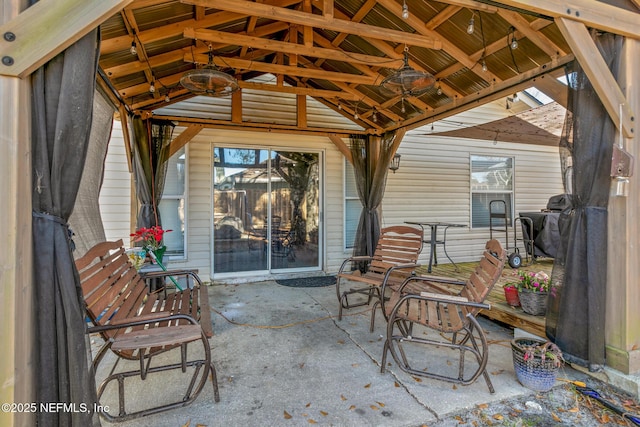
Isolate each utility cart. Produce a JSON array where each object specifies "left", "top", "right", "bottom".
[{"left": 489, "top": 200, "right": 534, "bottom": 268}]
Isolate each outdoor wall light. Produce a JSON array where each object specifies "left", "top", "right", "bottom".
[{"left": 389, "top": 153, "right": 401, "bottom": 173}]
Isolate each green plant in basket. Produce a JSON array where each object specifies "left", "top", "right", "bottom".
[
  {"left": 508, "top": 270, "right": 551, "bottom": 293},
  {"left": 521, "top": 340, "right": 564, "bottom": 368}
]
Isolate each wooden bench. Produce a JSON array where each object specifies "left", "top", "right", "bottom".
[
  {"left": 336, "top": 225, "right": 424, "bottom": 329},
  {"left": 76, "top": 239, "right": 219, "bottom": 422}
]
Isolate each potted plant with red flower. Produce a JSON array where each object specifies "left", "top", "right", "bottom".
[
  {"left": 130, "top": 225, "right": 172, "bottom": 264},
  {"left": 503, "top": 283, "right": 521, "bottom": 308}
]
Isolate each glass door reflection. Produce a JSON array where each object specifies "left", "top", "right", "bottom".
[{"left": 213, "top": 148, "right": 320, "bottom": 274}]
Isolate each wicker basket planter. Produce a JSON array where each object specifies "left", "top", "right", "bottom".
[
  {"left": 511, "top": 338, "right": 562, "bottom": 392},
  {"left": 518, "top": 289, "right": 548, "bottom": 316}
]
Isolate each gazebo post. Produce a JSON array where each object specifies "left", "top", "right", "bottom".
[
  {"left": 606, "top": 37, "right": 640, "bottom": 376},
  {"left": 0, "top": 1, "right": 35, "bottom": 426}
]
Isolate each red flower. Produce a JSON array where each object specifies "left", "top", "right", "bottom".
[{"left": 130, "top": 226, "right": 172, "bottom": 250}]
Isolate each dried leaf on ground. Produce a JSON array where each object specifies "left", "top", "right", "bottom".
[
  {"left": 349, "top": 405, "right": 356, "bottom": 410},
  {"left": 283, "top": 411, "right": 292, "bottom": 419},
  {"left": 394, "top": 382, "right": 400, "bottom": 387},
  {"left": 364, "top": 383, "right": 371, "bottom": 388},
  {"left": 477, "top": 403, "right": 488, "bottom": 409},
  {"left": 493, "top": 414, "right": 503, "bottom": 420},
  {"left": 376, "top": 401, "right": 385, "bottom": 407},
  {"left": 370, "top": 405, "right": 379, "bottom": 410},
  {"left": 308, "top": 419, "right": 317, "bottom": 424},
  {"left": 305, "top": 403, "right": 311, "bottom": 408},
  {"left": 181, "top": 421, "right": 191, "bottom": 427},
  {"left": 340, "top": 394, "right": 347, "bottom": 401},
  {"left": 320, "top": 411, "right": 328, "bottom": 416}
]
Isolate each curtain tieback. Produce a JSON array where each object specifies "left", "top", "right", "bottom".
[{"left": 33, "top": 211, "right": 76, "bottom": 251}]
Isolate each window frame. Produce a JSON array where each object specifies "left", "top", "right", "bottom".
[
  {"left": 343, "top": 158, "right": 361, "bottom": 250},
  {"left": 469, "top": 154, "right": 515, "bottom": 229},
  {"left": 158, "top": 145, "right": 188, "bottom": 260}
]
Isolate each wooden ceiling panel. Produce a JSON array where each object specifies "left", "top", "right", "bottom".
[{"left": 94, "top": 0, "right": 637, "bottom": 135}]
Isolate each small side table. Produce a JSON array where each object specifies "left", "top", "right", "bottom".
[{"left": 405, "top": 221, "right": 467, "bottom": 273}]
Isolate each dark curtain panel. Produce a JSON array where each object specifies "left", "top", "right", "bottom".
[
  {"left": 68, "top": 90, "right": 116, "bottom": 258},
  {"left": 350, "top": 132, "right": 396, "bottom": 260},
  {"left": 132, "top": 117, "right": 175, "bottom": 228},
  {"left": 31, "top": 30, "right": 101, "bottom": 427},
  {"left": 546, "top": 32, "right": 622, "bottom": 371}
]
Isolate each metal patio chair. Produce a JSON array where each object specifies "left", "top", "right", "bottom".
[
  {"left": 381, "top": 239, "right": 506, "bottom": 393},
  {"left": 336, "top": 225, "right": 423, "bottom": 324}
]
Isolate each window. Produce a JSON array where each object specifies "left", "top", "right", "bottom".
[
  {"left": 470, "top": 155, "right": 513, "bottom": 228},
  {"left": 344, "top": 159, "right": 362, "bottom": 249},
  {"left": 158, "top": 146, "right": 187, "bottom": 258}
]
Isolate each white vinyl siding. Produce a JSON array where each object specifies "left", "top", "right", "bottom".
[
  {"left": 99, "top": 119, "right": 132, "bottom": 245},
  {"left": 381, "top": 101, "right": 563, "bottom": 266},
  {"left": 162, "top": 128, "right": 346, "bottom": 281},
  {"left": 101, "top": 98, "right": 564, "bottom": 281}
]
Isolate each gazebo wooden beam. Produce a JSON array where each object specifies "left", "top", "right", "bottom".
[
  {"left": 495, "top": 0, "right": 640, "bottom": 40},
  {"left": 556, "top": 17, "right": 635, "bottom": 138},
  {"left": 184, "top": 27, "right": 404, "bottom": 68},
  {"left": 181, "top": 0, "right": 442, "bottom": 50},
  {"left": 0, "top": 0, "right": 133, "bottom": 78}
]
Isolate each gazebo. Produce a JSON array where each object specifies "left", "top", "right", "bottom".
[{"left": 1, "top": 1, "right": 639, "bottom": 425}]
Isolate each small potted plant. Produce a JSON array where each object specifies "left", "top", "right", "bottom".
[
  {"left": 508, "top": 270, "right": 551, "bottom": 316},
  {"left": 130, "top": 225, "right": 172, "bottom": 264},
  {"left": 503, "top": 284, "right": 521, "bottom": 307},
  {"left": 512, "top": 337, "right": 564, "bottom": 392}
]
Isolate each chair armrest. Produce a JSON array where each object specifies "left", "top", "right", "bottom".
[
  {"left": 379, "top": 263, "right": 421, "bottom": 296},
  {"left": 337, "top": 256, "right": 374, "bottom": 274},
  {"left": 414, "top": 274, "right": 466, "bottom": 286},
  {"left": 415, "top": 292, "right": 490, "bottom": 310}
]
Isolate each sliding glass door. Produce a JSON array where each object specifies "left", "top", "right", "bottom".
[{"left": 213, "top": 147, "right": 320, "bottom": 274}]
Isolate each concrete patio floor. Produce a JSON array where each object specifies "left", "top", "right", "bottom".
[{"left": 96, "top": 279, "right": 631, "bottom": 427}]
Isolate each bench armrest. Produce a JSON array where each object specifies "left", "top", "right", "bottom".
[
  {"left": 86, "top": 313, "right": 199, "bottom": 335},
  {"left": 139, "top": 269, "right": 204, "bottom": 286}
]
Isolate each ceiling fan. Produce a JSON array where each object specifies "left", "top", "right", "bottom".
[
  {"left": 180, "top": 46, "right": 240, "bottom": 97},
  {"left": 380, "top": 47, "right": 435, "bottom": 97}
]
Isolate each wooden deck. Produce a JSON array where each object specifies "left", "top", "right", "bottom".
[{"left": 415, "top": 258, "right": 554, "bottom": 338}]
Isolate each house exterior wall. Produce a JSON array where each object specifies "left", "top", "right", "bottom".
[
  {"left": 180, "top": 128, "right": 348, "bottom": 281},
  {"left": 99, "top": 119, "right": 132, "bottom": 244},
  {"left": 100, "top": 100, "right": 564, "bottom": 282},
  {"left": 385, "top": 123, "right": 563, "bottom": 266}
]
